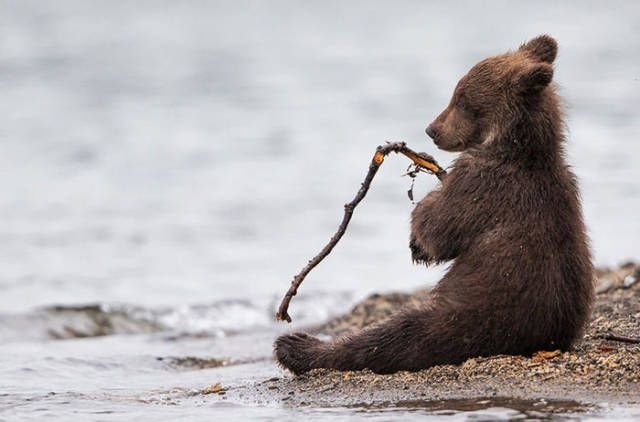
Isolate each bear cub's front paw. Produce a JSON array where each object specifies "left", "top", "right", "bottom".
[{"left": 410, "top": 237, "right": 432, "bottom": 265}]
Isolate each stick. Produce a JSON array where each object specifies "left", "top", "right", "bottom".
[
  {"left": 275, "top": 141, "right": 446, "bottom": 322},
  {"left": 596, "top": 331, "right": 640, "bottom": 344}
]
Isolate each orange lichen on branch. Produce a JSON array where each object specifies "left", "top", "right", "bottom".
[
  {"left": 373, "top": 151, "right": 385, "bottom": 165},
  {"left": 399, "top": 149, "right": 442, "bottom": 174}
]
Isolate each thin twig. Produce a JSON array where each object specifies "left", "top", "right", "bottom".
[
  {"left": 596, "top": 331, "right": 640, "bottom": 344},
  {"left": 275, "top": 141, "right": 446, "bottom": 322}
]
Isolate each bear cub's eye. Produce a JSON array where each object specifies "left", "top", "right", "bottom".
[
  {"left": 457, "top": 96, "right": 469, "bottom": 111},
  {"left": 457, "top": 95, "right": 480, "bottom": 117}
]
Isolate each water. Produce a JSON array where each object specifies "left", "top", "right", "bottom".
[{"left": 0, "top": 1, "right": 639, "bottom": 420}]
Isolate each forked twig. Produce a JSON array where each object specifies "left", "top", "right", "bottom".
[{"left": 275, "top": 141, "right": 446, "bottom": 322}]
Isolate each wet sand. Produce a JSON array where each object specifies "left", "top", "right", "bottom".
[{"left": 214, "top": 262, "right": 640, "bottom": 412}]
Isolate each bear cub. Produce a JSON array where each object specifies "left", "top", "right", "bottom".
[{"left": 275, "top": 35, "right": 594, "bottom": 375}]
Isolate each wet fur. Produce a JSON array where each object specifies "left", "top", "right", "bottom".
[{"left": 275, "top": 35, "right": 594, "bottom": 375}]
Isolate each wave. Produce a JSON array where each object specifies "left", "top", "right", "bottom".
[
  {"left": 0, "top": 291, "right": 354, "bottom": 342},
  {"left": 0, "top": 300, "right": 267, "bottom": 342}
]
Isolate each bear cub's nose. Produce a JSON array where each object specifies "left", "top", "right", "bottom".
[{"left": 425, "top": 124, "right": 439, "bottom": 141}]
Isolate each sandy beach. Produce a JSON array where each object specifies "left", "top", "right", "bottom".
[{"left": 215, "top": 262, "right": 640, "bottom": 415}]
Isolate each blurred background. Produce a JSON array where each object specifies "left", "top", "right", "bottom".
[{"left": 0, "top": 1, "right": 638, "bottom": 418}]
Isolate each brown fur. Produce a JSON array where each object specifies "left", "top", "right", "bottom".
[{"left": 275, "top": 35, "right": 594, "bottom": 375}]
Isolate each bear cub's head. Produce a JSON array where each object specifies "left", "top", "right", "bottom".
[{"left": 426, "top": 35, "right": 558, "bottom": 152}]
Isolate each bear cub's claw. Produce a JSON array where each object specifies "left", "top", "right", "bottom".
[{"left": 410, "top": 237, "right": 432, "bottom": 265}]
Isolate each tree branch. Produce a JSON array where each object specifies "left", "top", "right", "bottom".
[{"left": 275, "top": 141, "right": 445, "bottom": 322}]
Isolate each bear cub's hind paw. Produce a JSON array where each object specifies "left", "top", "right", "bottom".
[{"left": 274, "top": 333, "right": 325, "bottom": 375}]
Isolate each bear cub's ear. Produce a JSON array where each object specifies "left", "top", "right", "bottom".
[
  {"left": 516, "top": 63, "right": 554, "bottom": 94},
  {"left": 519, "top": 35, "right": 558, "bottom": 64}
]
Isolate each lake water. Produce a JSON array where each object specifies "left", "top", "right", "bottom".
[{"left": 1, "top": 1, "right": 639, "bottom": 420}]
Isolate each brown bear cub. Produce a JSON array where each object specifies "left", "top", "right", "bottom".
[{"left": 275, "top": 35, "right": 594, "bottom": 375}]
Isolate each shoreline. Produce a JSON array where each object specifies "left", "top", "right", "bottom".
[{"left": 215, "top": 262, "right": 640, "bottom": 413}]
